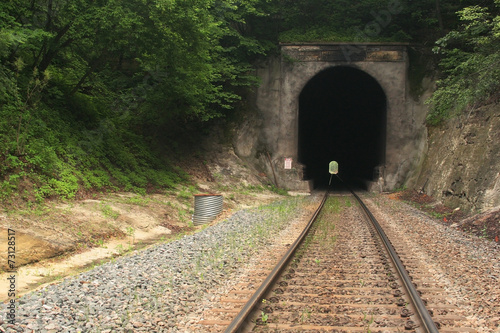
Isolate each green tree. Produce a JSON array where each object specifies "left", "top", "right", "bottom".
[
  {"left": 0, "top": 0, "right": 275, "bottom": 202},
  {"left": 426, "top": 1, "right": 500, "bottom": 125}
]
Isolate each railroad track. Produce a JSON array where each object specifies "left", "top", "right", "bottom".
[{"left": 198, "top": 190, "right": 475, "bottom": 332}]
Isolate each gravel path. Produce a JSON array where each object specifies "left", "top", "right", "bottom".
[{"left": 1, "top": 197, "right": 309, "bottom": 333}]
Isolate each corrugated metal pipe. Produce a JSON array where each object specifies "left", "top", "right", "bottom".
[{"left": 192, "top": 194, "right": 223, "bottom": 226}]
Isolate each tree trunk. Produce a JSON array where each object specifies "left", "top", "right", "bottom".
[
  {"left": 36, "top": 23, "right": 72, "bottom": 73},
  {"left": 435, "top": 0, "right": 444, "bottom": 32},
  {"left": 69, "top": 56, "right": 103, "bottom": 96}
]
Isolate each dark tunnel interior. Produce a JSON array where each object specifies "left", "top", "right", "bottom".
[{"left": 298, "top": 66, "right": 386, "bottom": 189}]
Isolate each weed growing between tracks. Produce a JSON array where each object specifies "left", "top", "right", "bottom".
[
  {"left": 292, "top": 196, "right": 350, "bottom": 266},
  {"left": 276, "top": 196, "right": 353, "bottom": 326},
  {"left": 313, "top": 196, "right": 354, "bottom": 248}
]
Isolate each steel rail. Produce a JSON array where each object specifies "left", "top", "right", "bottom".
[
  {"left": 223, "top": 191, "right": 329, "bottom": 333},
  {"left": 349, "top": 189, "right": 440, "bottom": 333},
  {"left": 224, "top": 185, "right": 439, "bottom": 332}
]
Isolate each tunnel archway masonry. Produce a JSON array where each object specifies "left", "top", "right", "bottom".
[
  {"left": 234, "top": 43, "right": 429, "bottom": 192},
  {"left": 298, "top": 66, "right": 387, "bottom": 188}
]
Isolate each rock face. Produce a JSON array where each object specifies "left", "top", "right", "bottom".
[{"left": 415, "top": 103, "right": 500, "bottom": 212}]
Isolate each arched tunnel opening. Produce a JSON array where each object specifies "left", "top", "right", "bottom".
[{"left": 298, "top": 66, "right": 387, "bottom": 189}]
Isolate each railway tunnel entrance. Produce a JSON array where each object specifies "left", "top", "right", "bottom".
[
  {"left": 298, "top": 66, "right": 387, "bottom": 189},
  {"left": 243, "top": 43, "right": 418, "bottom": 192}
]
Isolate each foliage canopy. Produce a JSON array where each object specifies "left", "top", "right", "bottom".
[
  {"left": 0, "top": 0, "right": 271, "bottom": 202},
  {"left": 426, "top": 0, "right": 500, "bottom": 125}
]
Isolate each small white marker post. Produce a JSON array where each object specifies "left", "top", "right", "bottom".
[{"left": 329, "top": 161, "right": 339, "bottom": 186}]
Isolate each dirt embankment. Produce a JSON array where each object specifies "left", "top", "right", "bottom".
[
  {"left": 0, "top": 146, "right": 292, "bottom": 300},
  {"left": 392, "top": 189, "right": 500, "bottom": 244}
]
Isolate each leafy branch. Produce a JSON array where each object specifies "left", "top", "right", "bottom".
[{"left": 426, "top": 2, "right": 500, "bottom": 125}]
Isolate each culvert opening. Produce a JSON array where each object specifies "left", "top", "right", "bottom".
[{"left": 298, "top": 66, "right": 386, "bottom": 189}]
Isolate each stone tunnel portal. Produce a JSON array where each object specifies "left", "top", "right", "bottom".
[{"left": 298, "top": 66, "right": 387, "bottom": 189}]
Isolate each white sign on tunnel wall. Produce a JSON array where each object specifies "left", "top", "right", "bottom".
[{"left": 284, "top": 158, "right": 292, "bottom": 169}]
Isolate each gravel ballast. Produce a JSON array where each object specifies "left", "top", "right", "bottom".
[
  {"left": 365, "top": 194, "right": 500, "bottom": 332},
  {"left": 1, "top": 198, "right": 306, "bottom": 333},
  {"left": 3, "top": 193, "right": 499, "bottom": 332}
]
